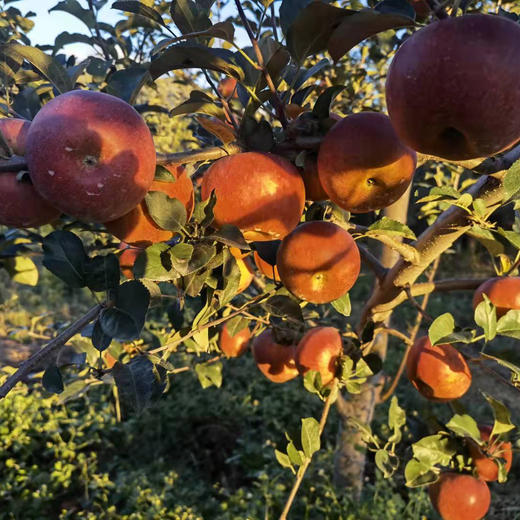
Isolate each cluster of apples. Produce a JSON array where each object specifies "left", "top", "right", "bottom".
[
  {"left": 219, "top": 322, "right": 342, "bottom": 386},
  {"left": 405, "top": 277, "right": 519, "bottom": 520},
  {"left": 0, "top": 90, "right": 158, "bottom": 229}
]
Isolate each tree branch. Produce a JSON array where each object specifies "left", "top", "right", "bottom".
[
  {"left": 358, "top": 244, "right": 388, "bottom": 281},
  {"left": 359, "top": 174, "right": 505, "bottom": 326},
  {"left": 473, "top": 142, "right": 520, "bottom": 175},
  {"left": 0, "top": 304, "right": 104, "bottom": 399}
]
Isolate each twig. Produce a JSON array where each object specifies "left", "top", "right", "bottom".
[
  {"left": 201, "top": 69, "right": 239, "bottom": 134},
  {"left": 380, "top": 258, "right": 440, "bottom": 402},
  {"left": 473, "top": 142, "right": 520, "bottom": 175},
  {"left": 156, "top": 143, "right": 242, "bottom": 166},
  {"left": 234, "top": 0, "right": 288, "bottom": 128},
  {"left": 358, "top": 244, "right": 388, "bottom": 281},
  {"left": 279, "top": 380, "right": 338, "bottom": 520},
  {"left": 404, "top": 285, "right": 434, "bottom": 322},
  {"left": 426, "top": 0, "right": 449, "bottom": 18},
  {"left": 0, "top": 304, "right": 104, "bottom": 399},
  {"left": 0, "top": 156, "right": 28, "bottom": 172},
  {"left": 87, "top": 0, "right": 112, "bottom": 61}
]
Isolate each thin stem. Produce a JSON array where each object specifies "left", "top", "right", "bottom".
[
  {"left": 358, "top": 244, "right": 388, "bottom": 281},
  {"left": 234, "top": 0, "right": 288, "bottom": 128},
  {"left": 380, "top": 258, "right": 440, "bottom": 402},
  {"left": 279, "top": 380, "right": 338, "bottom": 520},
  {"left": 0, "top": 156, "right": 28, "bottom": 172},
  {"left": 87, "top": 0, "right": 112, "bottom": 61},
  {"left": 0, "top": 304, "right": 104, "bottom": 399}
]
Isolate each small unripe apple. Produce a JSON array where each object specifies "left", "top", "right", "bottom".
[
  {"left": 251, "top": 329, "right": 299, "bottom": 383},
  {"left": 318, "top": 112, "right": 416, "bottom": 213},
  {"left": 105, "top": 163, "right": 194, "bottom": 247},
  {"left": 277, "top": 220, "right": 360, "bottom": 304},
  {"left": 386, "top": 14, "right": 520, "bottom": 160},
  {"left": 472, "top": 277, "right": 520, "bottom": 318},
  {"left": 201, "top": 152, "right": 305, "bottom": 241},
  {"left": 467, "top": 424, "right": 513, "bottom": 482},
  {"left": 406, "top": 336, "right": 471, "bottom": 402},
  {"left": 296, "top": 327, "right": 342, "bottom": 385},
  {"left": 429, "top": 472, "right": 491, "bottom": 520},
  {"left": 26, "top": 90, "right": 156, "bottom": 223},
  {"left": 219, "top": 322, "right": 251, "bottom": 358}
]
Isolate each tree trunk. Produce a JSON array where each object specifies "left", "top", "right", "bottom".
[{"left": 333, "top": 186, "right": 411, "bottom": 494}]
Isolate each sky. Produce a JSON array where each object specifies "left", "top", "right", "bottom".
[{"left": 16, "top": 0, "right": 127, "bottom": 58}]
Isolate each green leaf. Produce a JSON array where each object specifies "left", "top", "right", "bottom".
[
  {"left": 503, "top": 159, "right": 520, "bottom": 199},
  {"left": 331, "top": 292, "right": 351, "bottom": 316},
  {"left": 368, "top": 217, "right": 416, "bottom": 240},
  {"left": 312, "top": 85, "right": 345, "bottom": 119},
  {"left": 154, "top": 164, "right": 176, "bottom": 182},
  {"left": 411, "top": 434, "right": 457, "bottom": 466},
  {"left": 263, "top": 295, "right": 303, "bottom": 322},
  {"left": 84, "top": 254, "right": 120, "bottom": 292},
  {"left": 301, "top": 417, "right": 320, "bottom": 458},
  {"left": 225, "top": 315, "right": 249, "bottom": 337},
  {"left": 481, "top": 353, "right": 520, "bottom": 387},
  {"left": 49, "top": 0, "right": 96, "bottom": 29},
  {"left": 375, "top": 450, "right": 393, "bottom": 478},
  {"left": 150, "top": 44, "right": 244, "bottom": 81},
  {"left": 404, "top": 459, "right": 437, "bottom": 488},
  {"left": 445, "top": 414, "right": 480, "bottom": 440},
  {"left": 100, "top": 281, "right": 150, "bottom": 340},
  {"left": 484, "top": 393, "right": 516, "bottom": 436},
  {"left": 145, "top": 192, "right": 187, "bottom": 232},
  {"left": 4, "top": 256, "right": 38, "bottom": 286},
  {"left": 327, "top": 2, "right": 415, "bottom": 62},
  {"left": 474, "top": 297, "right": 497, "bottom": 342},
  {"left": 105, "top": 65, "right": 150, "bottom": 104},
  {"left": 195, "top": 361, "right": 223, "bottom": 388},
  {"left": 112, "top": 356, "right": 165, "bottom": 416},
  {"left": 387, "top": 396, "right": 406, "bottom": 444},
  {"left": 428, "top": 313, "right": 455, "bottom": 346},
  {"left": 239, "top": 116, "right": 274, "bottom": 153},
  {"left": 6, "top": 43, "right": 73, "bottom": 94},
  {"left": 497, "top": 228, "right": 520, "bottom": 250},
  {"left": 42, "top": 365, "right": 64, "bottom": 394},
  {"left": 42, "top": 230, "right": 88, "bottom": 288},
  {"left": 219, "top": 252, "right": 241, "bottom": 306},
  {"left": 286, "top": 2, "right": 349, "bottom": 63},
  {"left": 170, "top": 0, "right": 212, "bottom": 35},
  {"left": 133, "top": 243, "right": 177, "bottom": 281},
  {"left": 112, "top": 1, "right": 168, "bottom": 30},
  {"left": 496, "top": 310, "right": 520, "bottom": 339},
  {"left": 193, "top": 189, "right": 216, "bottom": 227},
  {"left": 287, "top": 441, "right": 305, "bottom": 466},
  {"left": 275, "top": 449, "right": 295, "bottom": 473},
  {"left": 91, "top": 319, "right": 112, "bottom": 352},
  {"left": 207, "top": 225, "right": 250, "bottom": 250},
  {"left": 171, "top": 242, "right": 194, "bottom": 261},
  {"left": 170, "top": 90, "right": 224, "bottom": 118},
  {"left": 53, "top": 31, "right": 94, "bottom": 53}
]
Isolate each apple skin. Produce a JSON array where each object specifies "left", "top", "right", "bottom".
[
  {"left": 253, "top": 250, "right": 280, "bottom": 281},
  {"left": 406, "top": 336, "right": 471, "bottom": 402},
  {"left": 317, "top": 112, "right": 416, "bottom": 213},
  {"left": 219, "top": 323, "right": 251, "bottom": 358},
  {"left": 105, "top": 163, "right": 194, "bottom": 247},
  {"left": 296, "top": 327, "right": 342, "bottom": 386},
  {"left": 276, "top": 220, "right": 360, "bottom": 304},
  {"left": 407, "top": 0, "right": 430, "bottom": 20},
  {"left": 201, "top": 152, "right": 305, "bottom": 242},
  {"left": 429, "top": 472, "right": 491, "bottom": 520},
  {"left": 472, "top": 277, "right": 520, "bottom": 318},
  {"left": 468, "top": 424, "right": 513, "bottom": 482},
  {"left": 301, "top": 158, "right": 328, "bottom": 202},
  {"left": 0, "top": 117, "right": 30, "bottom": 155},
  {"left": 217, "top": 77, "right": 238, "bottom": 99},
  {"left": 236, "top": 256, "right": 254, "bottom": 294},
  {"left": 118, "top": 243, "right": 143, "bottom": 279},
  {"left": 26, "top": 90, "right": 156, "bottom": 223},
  {"left": 251, "top": 329, "right": 299, "bottom": 383},
  {"left": 386, "top": 14, "right": 520, "bottom": 161},
  {"left": 0, "top": 118, "right": 61, "bottom": 228}
]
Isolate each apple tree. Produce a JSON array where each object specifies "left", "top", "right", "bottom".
[{"left": 1, "top": 0, "right": 520, "bottom": 518}]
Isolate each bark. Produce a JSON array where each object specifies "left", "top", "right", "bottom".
[{"left": 334, "top": 186, "right": 411, "bottom": 494}]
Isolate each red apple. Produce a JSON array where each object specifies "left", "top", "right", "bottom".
[
  {"left": 105, "top": 163, "right": 194, "bottom": 247},
  {"left": 318, "top": 112, "right": 416, "bottom": 213},
  {"left": 386, "top": 14, "right": 520, "bottom": 160},
  {"left": 26, "top": 90, "right": 156, "bottom": 223},
  {"left": 0, "top": 117, "right": 30, "bottom": 155},
  {"left": 296, "top": 327, "right": 342, "bottom": 385},
  {"left": 219, "top": 322, "right": 251, "bottom": 358},
  {"left": 201, "top": 152, "right": 305, "bottom": 241},
  {"left": 472, "top": 277, "right": 520, "bottom": 318}
]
